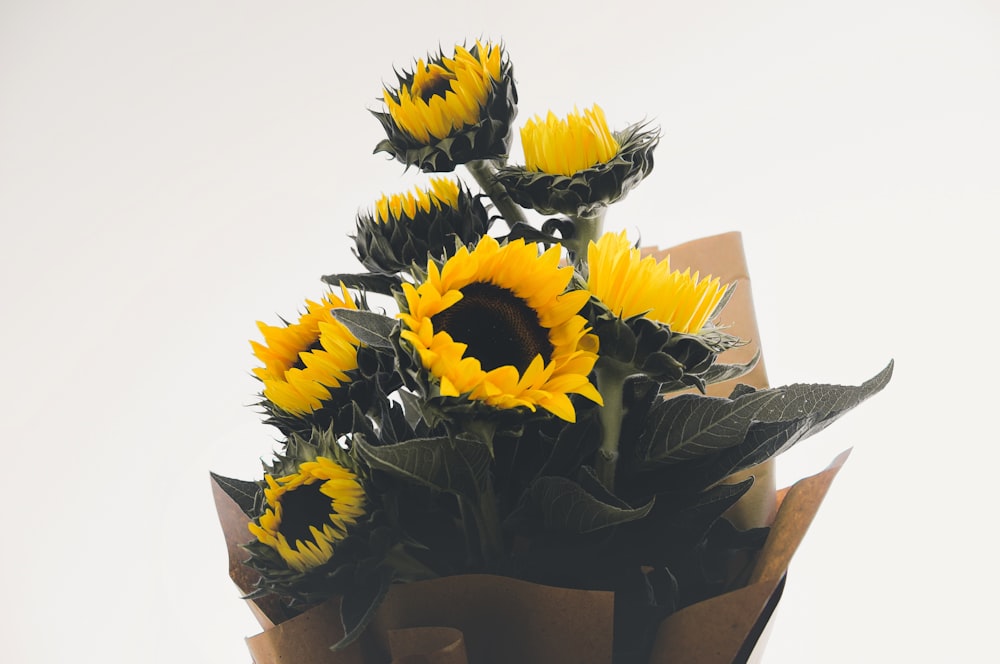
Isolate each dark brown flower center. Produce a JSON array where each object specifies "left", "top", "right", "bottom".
[
  {"left": 277, "top": 481, "right": 332, "bottom": 547},
  {"left": 413, "top": 67, "right": 456, "bottom": 102},
  {"left": 291, "top": 340, "right": 323, "bottom": 372},
  {"left": 431, "top": 282, "right": 553, "bottom": 373}
]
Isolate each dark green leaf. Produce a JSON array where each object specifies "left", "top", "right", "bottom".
[
  {"left": 641, "top": 390, "right": 786, "bottom": 465},
  {"left": 331, "top": 568, "right": 391, "bottom": 651},
  {"left": 527, "top": 475, "right": 654, "bottom": 534},
  {"left": 210, "top": 473, "right": 261, "bottom": 516},
  {"left": 321, "top": 272, "right": 402, "bottom": 295},
  {"left": 697, "top": 349, "right": 760, "bottom": 386},
  {"left": 354, "top": 434, "right": 491, "bottom": 500},
  {"left": 331, "top": 309, "right": 397, "bottom": 349},
  {"left": 642, "top": 360, "right": 894, "bottom": 466}
]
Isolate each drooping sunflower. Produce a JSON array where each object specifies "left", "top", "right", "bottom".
[
  {"left": 251, "top": 285, "right": 361, "bottom": 421},
  {"left": 372, "top": 40, "right": 517, "bottom": 172},
  {"left": 586, "top": 231, "right": 739, "bottom": 383},
  {"left": 248, "top": 456, "right": 367, "bottom": 573},
  {"left": 496, "top": 104, "right": 659, "bottom": 220},
  {"left": 397, "top": 236, "right": 602, "bottom": 422},
  {"left": 353, "top": 177, "right": 491, "bottom": 274}
]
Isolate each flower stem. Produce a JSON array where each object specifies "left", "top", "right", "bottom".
[
  {"left": 475, "top": 479, "right": 505, "bottom": 569},
  {"left": 565, "top": 206, "right": 607, "bottom": 266},
  {"left": 466, "top": 159, "right": 526, "bottom": 230},
  {"left": 594, "top": 359, "right": 631, "bottom": 492}
]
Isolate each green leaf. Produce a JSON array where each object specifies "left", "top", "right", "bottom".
[
  {"left": 354, "top": 434, "right": 492, "bottom": 500},
  {"left": 331, "top": 568, "right": 391, "bottom": 651},
  {"left": 209, "top": 473, "right": 261, "bottom": 516},
  {"left": 331, "top": 309, "right": 397, "bottom": 349},
  {"left": 526, "top": 475, "right": 654, "bottom": 534},
  {"left": 642, "top": 360, "right": 894, "bottom": 466},
  {"left": 697, "top": 349, "right": 760, "bottom": 387},
  {"left": 641, "top": 390, "right": 787, "bottom": 465},
  {"left": 321, "top": 272, "right": 402, "bottom": 295}
]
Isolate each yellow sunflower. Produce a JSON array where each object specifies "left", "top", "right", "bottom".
[
  {"left": 373, "top": 41, "right": 517, "bottom": 172},
  {"left": 251, "top": 285, "right": 361, "bottom": 416},
  {"left": 521, "top": 105, "right": 620, "bottom": 176},
  {"left": 588, "top": 231, "right": 727, "bottom": 334},
  {"left": 397, "top": 236, "right": 602, "bottom": 422},
  {"left": 248, "top": 457, "right": 367, "bottom": 573},
  {"left": 373, "top": 177, "right": 461, "bottom": 222},
  {"left": 384, "top": 42, "right": 501, "bottom": 143},
  {"left": 496, "top": 105, "right": 658, "bottom": 220}
]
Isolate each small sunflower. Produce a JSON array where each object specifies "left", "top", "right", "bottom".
[
  {"left": 248, "top": 457, "right": 367, "bottom": 573},
  {"left": 372, "top": 40, "right": 517, "bottom": 172},
  {"left": 251, "top": 285, "right": 361, "bottom": 418},
  {"left": 397, "top": 236, "right": 602, "bottom": 422},
  {"left": 588, "top": 231, "right": 727, "bottom": 335},
  {"left": 496, "top": 104, "right": 658, "bottom": 219},
  {"left": 353, "top": 177, "right": 491, "bottom": 274}
]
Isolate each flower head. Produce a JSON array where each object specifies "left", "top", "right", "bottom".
[
  {"left": 249, "top": 457, "right": 367, "bottom": 573},
  {"left": 372, "top": 41, "right": 517, "bottom": 172},
  {"left": 251, "top": 286, "right": 361, "bottom": 419},
  {"left": 353, "top": 177, "right": 491, "bottom": 274},
  {"left": 585, "top": 231, "right": 739, "bottom": 383},
  {"left": 522, "top": 105, "right": 620, "bottom": 176},
  {"left": 588, "top": 231, "right": 727, "bottom": 334},
  {"left": 496, "top": 105, "right": 658, "bottom": 219},
  {"left": 397, "top": 236, "right": 602, "bottom": 422}
]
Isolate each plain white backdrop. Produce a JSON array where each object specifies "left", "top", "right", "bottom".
[{"left": 2, "top": 1, "right": 997, "bottom": 662}]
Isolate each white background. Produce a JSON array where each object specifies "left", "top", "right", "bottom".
[{"left": 2, "top": 1, "right": 997, "bottom": 662}]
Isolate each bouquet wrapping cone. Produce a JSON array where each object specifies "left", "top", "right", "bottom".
[{"left": 214, "top": 232, "right": 851, "bottom": 664}]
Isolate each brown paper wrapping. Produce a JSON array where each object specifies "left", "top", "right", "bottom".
[{"left": 216, "top": 232, "right": 852, "bottom": 663}]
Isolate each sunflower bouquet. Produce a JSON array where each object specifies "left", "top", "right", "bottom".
[{"left": 213, "top": 40, "right": 892, "bottom": 664}]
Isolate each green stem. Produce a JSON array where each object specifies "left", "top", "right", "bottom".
[
  {"left": 466, "top": 159, "right": 526, "bottom": 230},
  {"left": 565, "top": 206, "right": 607, "bottom": 267},
  {"left": 594, "top": 359, "right": 631, "bottom": 492},
  {"left": 475, "top": 479, "right": 505, "bottom": 569}
]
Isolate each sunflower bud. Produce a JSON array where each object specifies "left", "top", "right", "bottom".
[
  {"left": 372, "top": 41, "right": 518, "bottom": 172},
  {"left": 353, "top": 177, "right": 492, "bottom": 274},
  {"left": 496, "top": 105, "right": 659, "bottom": 219}
]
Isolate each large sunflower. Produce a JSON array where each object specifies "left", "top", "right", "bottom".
[
  {"left": 251, "top": 286, "right": 361, "bottom": 417},
  {"left": 397, "top": 236, "right": 602, "bottom": 422},
  {"left": 353, "top": 177, "right": 491, "bottom": 274},
  {"left": 496, "top": 104, "right": 658, "bottom": 219},
  {"left": 588, "top": 231, "right": 727, "bottom": 334},
  {"left": 248, "top": 457, "right": 367, "bottom": 573},
  {"left": 372, "top": 41, "right": 517, "bottom": 172}
]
